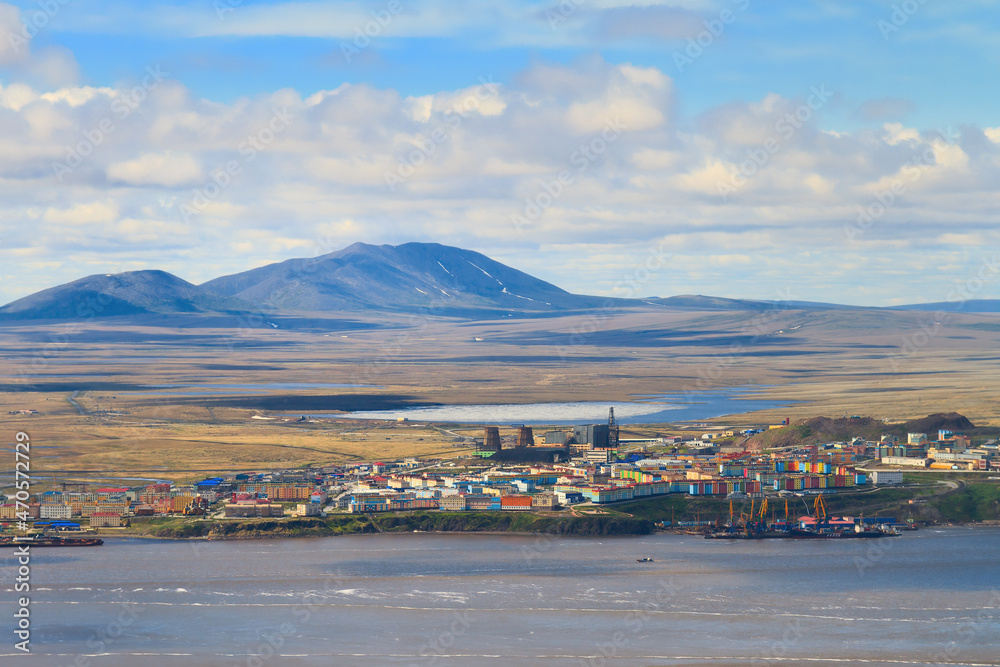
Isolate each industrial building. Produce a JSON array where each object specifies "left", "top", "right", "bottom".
[
  {"left": 544, "top": 430, "right": 568, "bottom": 445},
  {"left": 574, "top": 409, "right": 620, "bottom": 450},
  {"left": 483, "top": 426, "right": 501, "bottom": 452},
  {"left": 574, "top": 424, "right": 610, "bottom": 449}
]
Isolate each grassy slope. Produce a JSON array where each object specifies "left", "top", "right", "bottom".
[
  {"left": 929, "top": 484, "right": 1000, "bottom": 522},
  {"left": 615, "top": 481, "right": 1000, "bottom": 524},
  {"left": 128, "top": 512, "right": 654, "bottom": 539},
  {"left": 375, "top": 511, "right": 653, "bottom": 535}
]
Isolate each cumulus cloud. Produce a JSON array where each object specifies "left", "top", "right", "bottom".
[
  {"left": 0, "top": 2, "right": 79, "bottom": 86},
  {"left": 42, "top": 201, "right": 119, "bottom": 224},
  {"left": 0, "top": 2, "right": 27, "bottom": 65},
  {"left": 1, "top": 54, "right": 999, "bottom": 306},
  {"left": 107, "top": 152, "right": 204, "bottom": 187}
]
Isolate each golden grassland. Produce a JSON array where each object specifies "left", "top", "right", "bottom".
[{"left": 2, "top": 306, "right": 1000, "bottom": 483}]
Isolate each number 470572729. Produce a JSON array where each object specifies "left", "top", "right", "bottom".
[{"left": 14, "top": 432, "right": 30, "bottom": 525}]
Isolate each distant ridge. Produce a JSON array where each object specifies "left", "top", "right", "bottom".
[
  {"left": 642, "top": 295, "right": 858, "bottom": 311},
  {"left": 2, "top": 242, "right": 998, "bottom": 322},
  {"left": 890, "top": 299, "right": 1000, "bottom": 313}
]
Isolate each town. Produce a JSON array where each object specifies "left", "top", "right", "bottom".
[{"left": 3, "top": 413, "right": 996, "bottom": 535}]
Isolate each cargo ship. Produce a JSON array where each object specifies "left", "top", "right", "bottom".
[
  {"left": 0, "top": 535, "right": 104, "bottom": 547},
  {"left": 705, "top": 496, "right": 900, "bottom": 539},
  {"left": 706, "top": 524, "right": 899, "bottom": 539},
  {"left": 786, "top": 525, "right": 899, "bottom": 539}
]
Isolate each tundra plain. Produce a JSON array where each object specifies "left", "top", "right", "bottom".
[{"left": 2, "top": 305, "right": 1000, "bottom": 483}]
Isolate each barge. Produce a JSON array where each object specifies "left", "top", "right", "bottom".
[{"left": 0, "top": 535, "right": 104, "bottom": 547}]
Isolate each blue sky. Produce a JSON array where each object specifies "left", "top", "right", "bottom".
[{"left": 1, "top": 0, "right": 999, "bottom": 306}]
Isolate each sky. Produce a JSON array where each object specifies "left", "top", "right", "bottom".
[{"left": 1, "top": 0, "right": 999, "bottom": 307}]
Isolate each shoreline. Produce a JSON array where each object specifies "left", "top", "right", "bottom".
[{"left": 93, "top": 518, "right": 1000, "bottom": 543}]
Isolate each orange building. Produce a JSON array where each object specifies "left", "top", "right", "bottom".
[{"left": 500, "top": 495, "right": 533, "bottom": 511}]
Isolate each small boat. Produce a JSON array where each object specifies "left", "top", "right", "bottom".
[{"left": 636, "top": 557, "right": 653, "bottom": 562}]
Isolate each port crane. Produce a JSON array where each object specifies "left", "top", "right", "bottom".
[{"left": 813, "top": 494, "right": 827, "bottom": 521}]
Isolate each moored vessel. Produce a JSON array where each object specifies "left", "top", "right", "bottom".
[{"left": 0, "top": 534, "right": 104, "bottom": 547}]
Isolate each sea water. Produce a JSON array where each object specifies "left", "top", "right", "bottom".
[{"left": 1, "top": 527, "right": 997, "bottom": 666}]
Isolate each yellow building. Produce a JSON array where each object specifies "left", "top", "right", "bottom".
[
  {"left": 171, "top": 496, "right": 197, "bottom": 512},
  {"left": 90, "top": 513, "right": 124, "bottom": 527}
]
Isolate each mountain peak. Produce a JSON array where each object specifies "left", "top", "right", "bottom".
[{"left": 200, "top": 241, "right": 584, "bottom": 315}]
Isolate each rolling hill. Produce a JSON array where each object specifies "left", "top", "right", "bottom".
[
  {"left": 745, "top": 412, "right": 984, "bottom": 451},
  {"left": 0, "top": 270, "right": 252, "bottom": 321}
]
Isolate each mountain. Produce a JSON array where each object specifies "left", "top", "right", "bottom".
[
  {"left": 200, "top": 242, "right": 611, "bottom": 315},
  {"left": 0, "top": 270, "right": 252, "bottom": 321},
  {"left": 2, "top": 242, "right": 994, "bottom": 322}
]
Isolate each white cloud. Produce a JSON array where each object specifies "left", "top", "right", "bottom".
[
  {"left": 40, "top": 85, "right": 113, "bottom": 107},
  {"left": 883, "top": 122, "right": 921, "bottom": 145},
  {"left": 0, "top": 3, "right": 79, "bottom": 86},
  {"left": 0, "top": 3, "right": 26, "bottom": 66},
  {"left": 0, "top": 82, "right": 38, "bottom": 110},
  {"left": 2, "top": 54, "right": 1000, "bottom": 307},
  {"left": 42, "top": 201, "right": 119, "bottom": 224},
  {"left": 107, "top": 152, "right": 204, "bottom": 186}
]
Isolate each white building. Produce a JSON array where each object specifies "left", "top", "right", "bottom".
[
  {"left": 39, "top": 504, "right": 73, "bottom": 519},
  {"left": 871, "top": 470, "right": 904, "bottom": 485},
  {"left": 907, "top": 433, "right": 928, "bottom": 445},
  {"left": 881, "top": 456, "right": 929, "bottom": 468}
]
